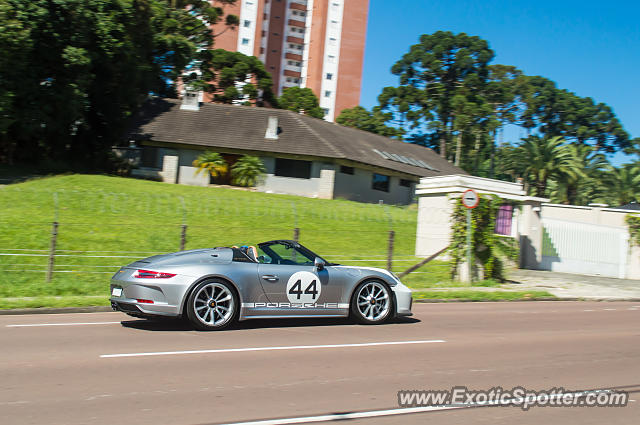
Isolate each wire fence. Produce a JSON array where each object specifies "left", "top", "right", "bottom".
[{"left": 0, "top": 188, "right": 450, "bottom": 293}]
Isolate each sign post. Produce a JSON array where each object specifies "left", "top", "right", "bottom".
[{"left": 461, "top": 189, "right": 480, "bottom": 282}]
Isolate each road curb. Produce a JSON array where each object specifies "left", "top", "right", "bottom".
[{"left": 0, "top": 306, "right": 113, "bottom": 315}]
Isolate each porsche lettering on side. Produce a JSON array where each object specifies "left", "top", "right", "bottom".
[{"left": 110, "top": 240, "right": 412, "bottom": 330}]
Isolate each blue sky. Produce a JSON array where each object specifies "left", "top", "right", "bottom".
[{"left": 359, "top": 0, "right": 639, "bottom": 164}]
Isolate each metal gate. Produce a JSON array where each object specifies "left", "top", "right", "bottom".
[{"left": 541, "top": 218, "right": 628, "bottom": 278}]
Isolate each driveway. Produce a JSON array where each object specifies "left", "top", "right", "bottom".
[{"left": 509, "top": 269, "right": 640, "bottom": 300}]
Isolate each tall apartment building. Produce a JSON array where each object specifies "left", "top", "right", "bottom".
[{"left": 210, "top": 0, "right": 369, "bottom": 122}]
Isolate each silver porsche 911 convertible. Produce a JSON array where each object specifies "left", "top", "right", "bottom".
[{"left": 110, "top": 240, "right": 412, "bottom": 330}]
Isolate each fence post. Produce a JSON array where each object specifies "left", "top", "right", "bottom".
[
  {"left": 387, "top": 230, "right": 395, "bottom": 271},
  {"left": 46, "top": 221, "right": 59, "bottom": 283},
  {"left": 293, "top": 227, "right": 300, "bottom": 243},
  {"left": 180, "top": 224, "right": 187, "bottom": 251}
]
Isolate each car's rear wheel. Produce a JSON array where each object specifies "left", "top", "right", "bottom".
[
  {"left": 350, "top": 280, "right": 393, "bottom": 324},
  {"left": 187, "top": 279, "right": 238, "bottom": 331}
]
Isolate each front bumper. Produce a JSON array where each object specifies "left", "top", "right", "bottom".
[{"left": 392, "top": 282, "right": 413, "bottom": 317}]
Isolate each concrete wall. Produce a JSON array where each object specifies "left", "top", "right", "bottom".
[
  {"left": 256, "top": 157, "right": 336, "bottom": 199},
  {"left": 519, "top": 202, "right": 543, "bottom": 270},
  {"left": 148, "top": 147, "right": 416, "bottom": 204},
  {"left": 415, "top": 194, "right": 454, "bottom": 258},
  {"left": 333, "top": 166, "right": 414, "bottom": 204},
  {"left": 540, "top": 204, "right": 640, "bottom": 279},
  {"left": 178, "top": 166, "right": 209, "bottom": 187}
]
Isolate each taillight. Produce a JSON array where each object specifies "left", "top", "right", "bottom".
[
  {"left": 136, "top": 299, "right": 154, "bottom": 304},
  {"left": 134, "top": 269, "right": 176, "bottom": 279}
]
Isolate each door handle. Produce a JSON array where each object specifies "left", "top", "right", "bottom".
[{"left": 261, "top": 275, "right": 279, "bottom": 282}]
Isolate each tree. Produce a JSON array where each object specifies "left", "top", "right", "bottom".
[
  {"left": 276, "top": 87, "right": 323, "bottom": 118},
  {"left": 336, "top": 106, "right": 404, "bottom": 138},
  {"left": 512, "top": 136, "right": 581, "bottom": 197},
  {"left": 556, "top": 144, "right": 609, "bottom": 205},
  {"left": 603, "top": 164, "right": 640, "bottom": 206},
  {"left": 378, "top": 31, "right": 494, "bottom": 158},
  {"left": 230, "top": 155, "right": 266, "bottom": 187},
  {"left": 193, "top": 151, "right": 227, "bottom": 178},
  {"left": 190, "top": 49, "right": 274, "bottom": 106},
  {"left": 519, "top": 76, "right": 630, "bottom": 152},
  {"left": 0, "top": 0, "right": 239, "bottom": 166}
]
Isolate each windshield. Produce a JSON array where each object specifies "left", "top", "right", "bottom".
[{"left": 257, "top": 241, "right": 334, "bottom": 266}]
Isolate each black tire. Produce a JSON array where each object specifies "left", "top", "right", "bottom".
[
  {"left": 186, "top": 279, "right": 238, "bottom": 331},
  {"left": 350, "top": 280, "right": 393, "bottom": 325}
]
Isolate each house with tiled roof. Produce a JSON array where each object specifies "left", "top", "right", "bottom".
[{"left": 125, "top": 97, "right": 466, "bottom": 204}]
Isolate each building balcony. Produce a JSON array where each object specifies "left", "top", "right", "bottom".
[
  {"left": 285, "top": 52, "right": 303, "bottom": 61},
  {"left": 286, "top": 36, "right": 305, "bottom": 44},
  {"left": 288, "top": 19, "right": 305, "bottom": 28},
  {"left": 283, "top": 69, "right": 302, "bottom": 78},
  {"left": 289, "top": 2, "right": 307, "bottom": 11}
]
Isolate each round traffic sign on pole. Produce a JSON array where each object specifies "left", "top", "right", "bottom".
[{"left": 461, "top": 189, "right": 479, "bottom": 209}]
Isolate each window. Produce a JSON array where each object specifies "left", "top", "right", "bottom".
[
  {"left": 324, "top": 90, "right": 331, "bottom": 97},
  {"left": 328, "top": 55, "right": 336, "bottom": 63},
  {"left": 326, "top": 73, "right": 333, "bottom": 80},
  {"left": 141, "top": 146, "right": 159, "bottom": 168},
  {"left": 275, "top": 158, "right": 311, "bottom": 179},
  {"left": 243, "top": 20, "right": 251, "bottom": 27},
  {"left": 292, "top": 10, "right": 298, "bottom": 15},
  {"left": 286, "top": 77, "right": 292, "bottom": 82},
  {"left": 241, "top": 38, "right": 250, "bottom": 45},
  {"left": 273, "top": 32, "right": 279, "bottom": 36},
  {"left": 495, "top": 205, "right": 514, "bottom": 236},
  {"left": 322, "top": 108, "right": 329, "bottom": 115},
  {"left": 294, "top": 78, "right": 300, "bottom": 83},
  {"left": 329, "top": 37, "right": 337, "bottom": 45},
  {"left": 399, "top": 179, "right": 412, "bottom": 187},
  {"left": 372, "top": 173, "right": 390, "bottom": 192},
  {"left": 258, "top": 241, "right": 327, "bottom": 266},
  {"left": 340, "top": 165, "right": 354, "bottom": 175}
]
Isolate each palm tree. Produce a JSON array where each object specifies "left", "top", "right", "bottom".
[
  {"left": 231, "top": 155, "right": 266, "bottom": 187},
  {"left": 554, "top": 144, "right": 608, "bottom": 205},
  {"left": 513, "top": 136, "right": 581, "bottom": 197},
  {"left": 192, "top": 151, "right": 227, "bottom": 179},
  {"left": 603, "top": 164, "right": 640, "bottom": 206}
]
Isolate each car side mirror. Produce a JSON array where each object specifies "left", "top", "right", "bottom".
[{"left": 314, "top": 257, "right": 325, "bottom": 271}]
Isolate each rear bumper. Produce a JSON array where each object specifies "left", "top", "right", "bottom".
[{"left": 110, "top": 297, "right": 180, "bottom": 318}]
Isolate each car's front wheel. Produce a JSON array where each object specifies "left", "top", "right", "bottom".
[
  {"left": 350, "top": 280, "right": 393, "bottom": 324},
  {"left": 186, "top": 279, "right": 238, "bottom": 330}
]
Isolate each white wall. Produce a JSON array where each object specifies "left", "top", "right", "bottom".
[
  {"left": 415, "top": 194, "right": 454, "bottom": 258},
  {"left": 540, "top": 204, "right": 640, "bottom": 279},
  {"left": 256, "top": 157, "right": 336, "bottom": 199},
  {"left": 333, "top": 166, "right": 414, "bottom": 204}
]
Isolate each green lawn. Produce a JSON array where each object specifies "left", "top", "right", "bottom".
[
  {"left": 0, "top": 174, "right": 543, "bottom": 309},
  {"left": 0, "top": 174, "right": 422, "bottom": 302}
]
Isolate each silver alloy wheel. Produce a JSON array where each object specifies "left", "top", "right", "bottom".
[
  {"left": 193, "top": 282, "right": 234, "bottom": 327},
  {"left": 356, "top": 281, "right": 390, "bottom": 322}
]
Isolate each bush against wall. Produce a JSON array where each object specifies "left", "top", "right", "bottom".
[
  {"left": 626, "top": 214, "right": 640, "bottom": 246},
  {"left": 449, "top": 194, "right": 519, "bottom": 281}
]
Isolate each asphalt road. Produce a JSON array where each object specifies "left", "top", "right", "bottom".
[{"left": 1, "top": 301, "right": 638, "bottom": 425}]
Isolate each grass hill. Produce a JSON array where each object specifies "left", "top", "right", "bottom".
[{"left": 0, "top": 174, "right": 430, "bottom": 301}]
